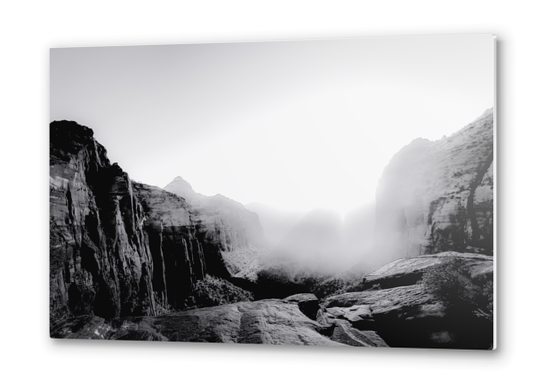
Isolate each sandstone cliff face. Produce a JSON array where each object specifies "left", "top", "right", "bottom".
[
  {"left": 374, "top": 109, "right": 494, "bottom": 263},
  {"left": 50, "top": 121, "right": 231, "bottom": 326},
  {"left": 164, "top": 176, "right": 265, "bottom": 251},
  {"left": 164, "top": 176, "right": 266, "bottom": 278},
  {"left": 131, "top": 183, "right": 231, "bottom": 309}
]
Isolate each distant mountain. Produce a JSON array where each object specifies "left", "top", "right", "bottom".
[
  {"left": 164, "top": 176, "right": 265, "bottom": 250},
  {"left": 374, "top": 108, "right": 494, "bottom": 265},
  {"left": 163, "top": 176, "right": 203, "bottom": 204},
  {"left": 164, "top": 176, "right": 267, "bottom": 279}
]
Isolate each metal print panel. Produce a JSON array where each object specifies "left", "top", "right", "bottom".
[{"left": 50, "top": 34, "right": 495, "bottom": 349}]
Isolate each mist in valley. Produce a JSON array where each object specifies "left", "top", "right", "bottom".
[
  {"left": 245, "top": 202, "right": 378, "bottom": 277},
  {"left": 51, "top": 35, "right": 495, "bottom": 290}
]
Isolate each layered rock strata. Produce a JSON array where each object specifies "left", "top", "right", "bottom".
[
  {"left": 164, "top": 176, "right": 265, "bottom": 252},
  {"left": 50, "top": 121, "right": 232, "bottom": 326},
  {"left": 164, "top": 176, "right": 267, "bottom": 278}
]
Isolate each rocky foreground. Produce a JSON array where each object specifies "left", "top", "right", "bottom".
[{"left": 51, "top": 252, "right": 493, "bottom": 349}]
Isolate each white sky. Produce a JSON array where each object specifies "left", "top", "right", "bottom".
[{"left": 51, "top": 34, "right": 494, "bottom": 215}]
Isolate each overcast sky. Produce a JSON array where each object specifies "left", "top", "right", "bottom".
[{"left": 51, "top": 34, "right": 494, "bottom": 215}]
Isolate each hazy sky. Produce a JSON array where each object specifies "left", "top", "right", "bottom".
[{"left": 51, "top": 34, "right": 494, "bottom": 215}]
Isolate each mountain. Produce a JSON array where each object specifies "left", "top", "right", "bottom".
[
  {"left": 162, "top": 176, "right": 203, "bottom": 204},
  {"left": 50, "top": 121, "right": 241, "bottom": 326},
  {"left": 373, "top": 109, "right": 494, "bottom": 265},
  {"left": 164, "top": 176, "right": 266, "bottom": 279}
]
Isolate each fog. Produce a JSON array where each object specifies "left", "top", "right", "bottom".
[{"left": 247, "top": 203, "right": 377, "bottom": 276}]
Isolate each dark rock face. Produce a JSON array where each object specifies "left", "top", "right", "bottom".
[
  {"left": 50, "top": 121, "right": 155, "bottom": 321},
  {"left": 50, "top": 121, "right": 234, "bottom": 328},
  {"left": 282, "top": 293, "right": 320, "bottom": 320},
  {"left": 374, "top": 109, "right": 494, "bottom": 264},
  {"left": 320, "top": 252, "right": 494, "bottom": 349}
]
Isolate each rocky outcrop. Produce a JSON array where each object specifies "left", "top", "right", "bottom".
[
  {"left": 50, "top": 121, "right": 235, "bottom": 327},
  {"left": 361, "top": 251, "right": 493, "bottom": 290},
  {"left": 374, "top": 109, "right": 494, "bottom": 264},
  {"left": 51, "top": 300, "right": 345, "bottom": 346},
  {"left": 320, "top": 252, "right": 494, "bottom": 349},
  {"left": 50, "top": 296, "right": 391, "bottom": 347}
]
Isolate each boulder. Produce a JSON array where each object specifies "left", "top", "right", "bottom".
[
  {"left": 330, "top": 320, "right": 389, "bottom": 347},
  {"left": 282, "top": 293, "right": 320, "bottom": 320}
]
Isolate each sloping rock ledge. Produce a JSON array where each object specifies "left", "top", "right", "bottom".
[{"left": 50, "top": 298, "right": 388, "bottom": 347}]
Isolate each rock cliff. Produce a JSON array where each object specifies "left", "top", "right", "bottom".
[
  {"left": 50, "top": 121, "right": 233, "bottom": 327},
  {"left": 374, "top": 109, "right": 494, "bottom": 264},
  {"left": 164, "top": 176, "right": 265, "bottom": 251},
  {"left": 164, "top": 176, "right": 267, "bottom": 278}
]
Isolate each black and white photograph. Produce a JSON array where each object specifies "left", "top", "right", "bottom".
[{"left": 49, "top": 34, "right": 495, "bottom": 349}]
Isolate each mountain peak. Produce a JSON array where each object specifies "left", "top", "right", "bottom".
[
  {"left": 163, "top": 176, "right": 197, "bottom": 202},
  {"left": 170, "top": 175, "right": 193, "bottom": 187}
]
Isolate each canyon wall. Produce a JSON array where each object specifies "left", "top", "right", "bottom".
[
  {"left": 50, "top": 121, "right": 231, "bottom": 325},
  {"left": 374, "top": 109, "right": 494, "bottom": 264},
  {"left": 164, "top": 176, "right": 265, "bottom": 252}
]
